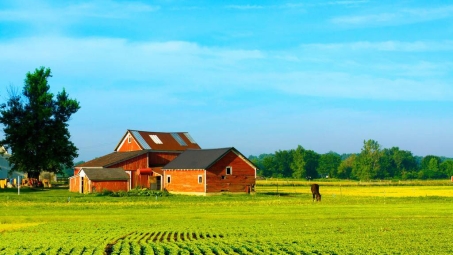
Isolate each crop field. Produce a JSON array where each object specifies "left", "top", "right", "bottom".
[{"left": 0, "top": 181, "right": 452, "bottom": 255}]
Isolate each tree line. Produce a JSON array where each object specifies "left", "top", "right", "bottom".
[{"left": 249, "top": 140, "right": 453, "bottom": 180}]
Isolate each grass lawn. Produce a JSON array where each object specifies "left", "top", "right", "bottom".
[{"left": 0, "top": 182, "right": 452, "bottom": 254}]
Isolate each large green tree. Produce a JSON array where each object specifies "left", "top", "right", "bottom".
[{"left": 0, "top": 67, "right": 80, "bottom": 179}]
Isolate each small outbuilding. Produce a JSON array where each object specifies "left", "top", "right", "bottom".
[{"left": 69, "top": 168, "right": 130, "bottom": 193}]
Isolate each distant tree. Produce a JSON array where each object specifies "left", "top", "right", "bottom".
[
  {"left": 250, "top": 153, "right": 276, "bottom": 177},
  {"left": 440, "top": 160, "right": 453, "bottom": 177},
  {"left": 303, "top": 150, "right": 320, "bottom": 179},
  {"left": 274, "top": 149, "right": 293, "bottom": 177},
  {"left": 419, "top": 155, "right": 443, "bottom": 179},
  {"left": 290, "top": 145, "right": 305, "bottom": 179},
  {"left": 318, "top": 152, "right": 341, "bottom": 178},
  {"left": 338, "top": 154, "right": 356, "bottom": 179},
  {"left": 421, "top": 155, "right": 441, "bottom": 171},
  {"left": 352, "top": 139, "right": 382, "bottom": 180},
  {"left": 380, "top": 147, "right": 418, "bottom": 179},
  {"left": 0, "top": 67, "right": 80, "bottom": 179}
]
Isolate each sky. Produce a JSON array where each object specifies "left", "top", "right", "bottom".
[{"left": 0, "top": 0, "right": 452, "bottom": 161}]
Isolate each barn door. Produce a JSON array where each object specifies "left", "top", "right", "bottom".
[
  {"left": 80, "top": 177, "right": 84, "bottom": 193},
  {"left": 156, "top": 176, "right": 162, "bottom": 190}
]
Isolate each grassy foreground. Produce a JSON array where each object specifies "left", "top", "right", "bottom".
[{"left": 0, "top": 182, "right": 452, "bottom": 255}]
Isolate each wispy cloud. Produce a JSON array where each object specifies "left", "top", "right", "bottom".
[
  {"left": 225, "top": 5, "right": 264, "bottom": 10},
  {"left": 263, "top": 71, "right": 453, "bottom": 101},
  {"left": 0, "top": 1, "right": 159, "bottom": 23},
  {"left": 0, "top": 36, "right": 451, "bottom": 103},
  {"left": 331, "top": 5, "right": 453, "bottom": 26},
  {"left": 300, "top": 40, "right": 453, "bottom": 52}
]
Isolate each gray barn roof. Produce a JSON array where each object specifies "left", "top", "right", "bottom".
[
  {"left": 81, "top": 168, "right": 129, "bottom": 181},
  {"left": 163, "top": 147, "right": 238, "bottom": 170}
]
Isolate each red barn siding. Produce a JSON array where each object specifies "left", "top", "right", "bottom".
[
  {"left": 110, "top": 153, "right": 148, "bottom": 170},
  {"left": 90, "top": 180, "right": 128, "bottom": 193},
  {"left": 163, "top": 170, "right": 205, "bottom": 193},
  {"left": 117, "top": 135, "right": 141, "bottom": 152},
  {"left": 206, "top": 151, "right": 256, "bottom": 193},
  {"left": 69, "top": 177, "right": 79, "bottom": 192},
  {"left": 74, "top": 167, "right": 82, "bottom": 175},
  {"left": 148, "top": 152, "right": 181, "bottom": 166}
]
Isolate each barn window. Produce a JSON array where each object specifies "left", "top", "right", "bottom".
[
  {"left": 167, "top": 175, "right": 171, "bottom": 183},
  {"left": 226, "top": 166, "right": 232, "bottom": 175},
  {"left": 198, "top": 175, "right": 203, "bottom": 184},
  {"left": 150, "top": 135, "right": 163, "bottom": 144},
  {"left": 128, "top": 135, "right": 131, "bottom": 143}
]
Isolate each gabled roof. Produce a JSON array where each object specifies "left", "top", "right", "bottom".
[
  {"left": 81, "top": 168, "right": 129, "bottom": 181},
  {"left": 163, "top": 147, "right": 257, "bottom": 170},
  {"left": 114, "top": 130, "right": 201, "bottom": 152},
  {"left": 77, "top": 150, "right": 149, "bottom": 168}
]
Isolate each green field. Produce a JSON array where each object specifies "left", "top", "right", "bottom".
[{"left": 1, "top": 182, "right": 453, "bottom": 255}]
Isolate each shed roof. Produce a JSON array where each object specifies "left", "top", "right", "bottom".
[
  {"left": 115, "top": 130, "right": 201, "bottom": 151},
  {"left": 163, "top": 147, "right": 256, "bottom": 170},
  {"left": 81, "top": 168, "right": 129, "bottom": 181},
  {"left": 77, "top": 150, "right": 149, "bottom": 168}
]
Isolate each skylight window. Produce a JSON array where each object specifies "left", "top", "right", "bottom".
[
  {"left": 184, "top": 133, "right": 197, "bottom": 144},
  {"left": 171, "top": 133, "right": 187, "bottom": 146},
  {"left": 149, "top": 135, "right": 163, "bottom": 144}
]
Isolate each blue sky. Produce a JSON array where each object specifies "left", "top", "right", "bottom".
[{"left": 1, "top": 0, "right": 452, "bottom": 161}]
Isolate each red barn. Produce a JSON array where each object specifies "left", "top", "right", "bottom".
[
  {"left": 69, "top": 130, "right": 258, "bottom": 195},
  {"left": 162, "top": 147, "right": 257, "bottom": 195}
]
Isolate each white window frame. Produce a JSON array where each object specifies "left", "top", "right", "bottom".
[
  {"left": 226, "top": 166, "right": 232, "bottom": 175},
  {"left": 167, "top": 175, "right": 171, "bottom": 184},
  {"left": 128, "top": 135, "right": 131, "bottom": 143},
  {"left": 198, "top": 175, "right": 203, "bottom": 184},
  {"left": 150, "top": 135, "right": 163, "bottom": 144}
]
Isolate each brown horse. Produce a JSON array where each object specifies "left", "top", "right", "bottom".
[{"left": 311, "top": 184, "right": 321, "bottom": 202}]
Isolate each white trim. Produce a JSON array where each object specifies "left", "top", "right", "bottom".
[
  {"left": 226, "top": 166, "right": 232, "bottom": 175},
  {"left": 198, "top": 174, "right": 203, "bottom": 184},
  {"left": 167, "top": 175, "right": 171, "bottom": 184},
  {"left": 115, "top": 131, "right": 141, "bottom": 151},
  {"left": 116, "top": 133, "right": 129, "bottom": 151},
  {"left": 126, "top": 171, "right": 132, "bottom": 191}
]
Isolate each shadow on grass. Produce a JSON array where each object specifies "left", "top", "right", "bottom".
[
  {"left": 261, "top": 192, "right": 293, "bottom": 196},
  {"left": 0, "top": 187, "right": 51, "bottom": 193}
]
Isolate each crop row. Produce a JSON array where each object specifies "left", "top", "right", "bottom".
[
  {"left": 110, "top": 231, "right": 225, "bottom": 244},
  {"left": 107, "top": 240, "right": 334, "bottom": 255}
]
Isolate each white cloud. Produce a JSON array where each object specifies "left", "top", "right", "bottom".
[
  {"left": 331, "top": 5, "right": 453, "bottom": 26},
  {"left": 1, "top": 36, "right": 451, "bottom": 103},
  {"left": 263, "top": 71, "right": 453, "bottom": 101},
  {"left": 300, "top": 40, "right": 453, "bottom": 52},
  {"left": 225, "top": 5, "right": 264, "bottom": 10},
  {"left": 0, "top": 1, "right": 159, "bottom": 23}
]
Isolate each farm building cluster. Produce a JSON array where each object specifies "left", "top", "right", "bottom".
[
  {"left": 0, "top": 146, "right": 26, "bottom": 188},
  {"left": 70, "top": 130, "right": 258, "bottom": 195}
]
